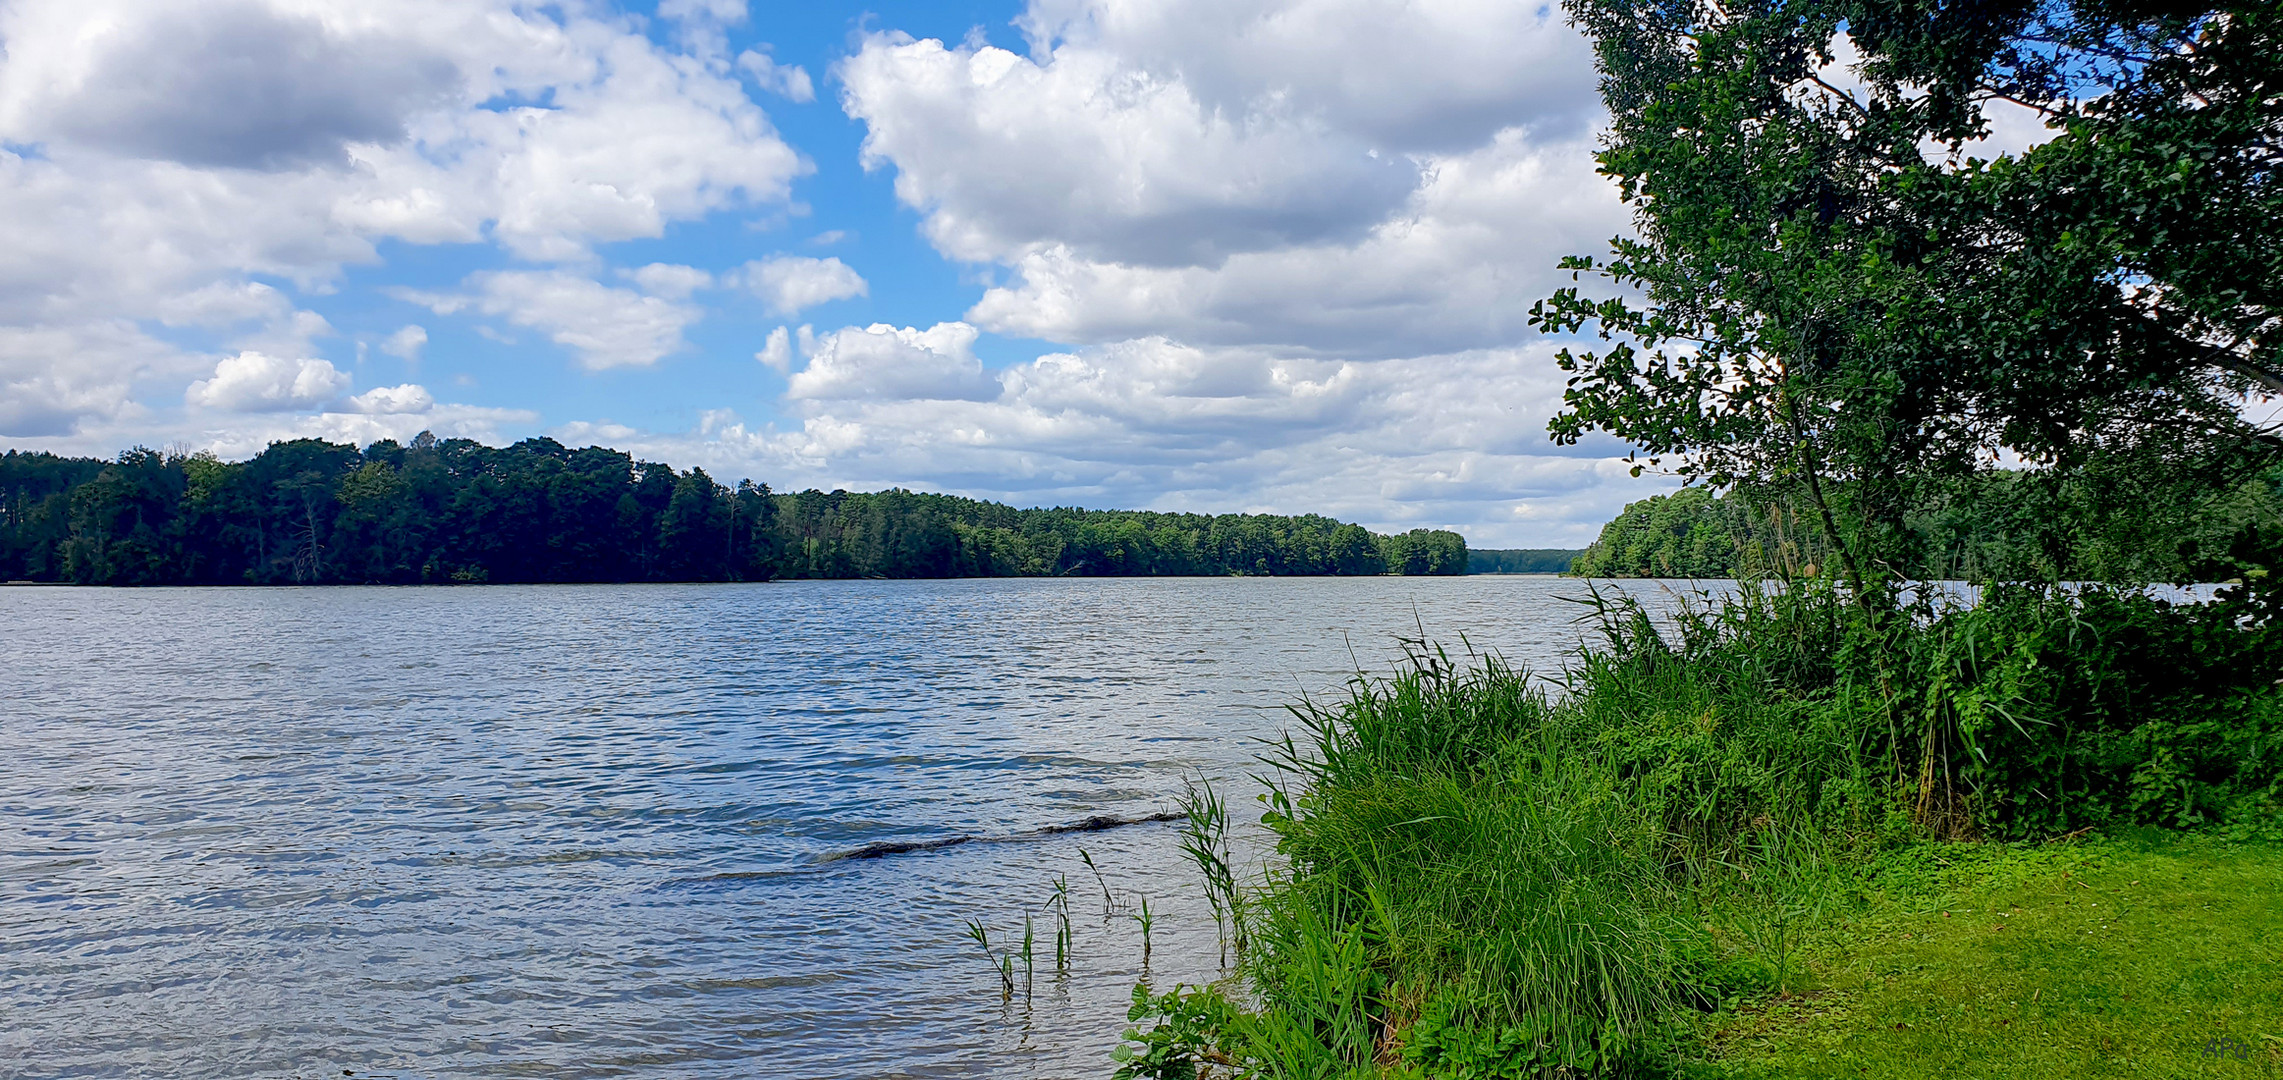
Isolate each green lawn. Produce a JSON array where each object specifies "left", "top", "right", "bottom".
[{"left": 1697, "top": 835, "right": 2283, "bottom": 1079}]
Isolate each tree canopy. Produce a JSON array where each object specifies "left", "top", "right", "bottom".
[
  {"left": 1536, "top": 0, "right": 2283, "bottom": 590},
  {"left": 0, "top": 439, "right": 1465, "bottom": 586}
]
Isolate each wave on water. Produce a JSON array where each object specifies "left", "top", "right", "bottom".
[{"left": 821, "top": 810, "right": 1185, "bottom": 862}]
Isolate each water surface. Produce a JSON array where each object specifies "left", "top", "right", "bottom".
[{"left": 0, "top": 576, "right": 1669, "bottom": 1078}]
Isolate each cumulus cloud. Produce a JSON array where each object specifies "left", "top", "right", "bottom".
[
  {"left": 2, "top": 2, "right": 460, "bottom": 171},
  {"left": 0, "top": 0, "right": 808, "bottom": 445},
  {"left": 838, "top": 0, "right": 1623, "bottom": 356},
  {"left": 757, "top": 325, "right": 795, "bottom": 373},
  {"left": 345, "top": 383, "right": 436, "bottom": 414},
  {"left": 0, "top": 321, "right": 184, "bottom": 438},
  {"left": 586, "top": 328, "right": 1644, "bottom": 545},
  {"left": 840, "top": 33, "right": 1419, "bottom": 267},
  {"left": 1, "top": 0, "right": 1661, "bottom": 543},
  {"left": 185, "top": 351, "right": 352, "bottom": 412},
  {"left": 970, "top": 129, "right": 1621, "bottom": 355},
  {"left": 1013, "top": 0, "right": 1601, "bottom": 153},
  {"left": 785, "top": 322, "right": 994, "bottom": 402},
  {"left": 736, "top": 255, "right": 868, "bottom": 316},
  {"left": 636, "top": 0, "right": 1649, "bottom": 544}
]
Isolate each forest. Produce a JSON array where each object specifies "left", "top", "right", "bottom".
[
  {"left": 1462, "top": 548, "right": 1582, "bottom": 574},
  {"left": 0, "top": 437, "right": 1466, "bottom": 585}
]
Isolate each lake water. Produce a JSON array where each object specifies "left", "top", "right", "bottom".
[{"left": 0, "top": 576, "right": 1677, "bottom": 1079}]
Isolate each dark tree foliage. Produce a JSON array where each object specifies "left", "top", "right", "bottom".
[
  {"left": 1572, "top": 466, "right": 2283, "bottom": 580},
  {"left": 768, "top": 490, "right": 1460, "bottom": 578},
  {"left": 1536, "top": 0, "right": 2283, "bottom": 594},
  {"left": 0, "top": 438, "right": 1464, "bottom": 585},
  {"left": 1465, "top": 548, "right": 1588, "bottom": 574},
  {"left": 0, "top": 451, "right": 104, "bottom": 580}
]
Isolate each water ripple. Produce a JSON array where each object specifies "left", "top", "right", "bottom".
[{"left": 0, "top": 576, "right": 1676, "bottom": 1079}]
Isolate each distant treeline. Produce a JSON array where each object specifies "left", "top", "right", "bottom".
[
  {"left": 1465, "top": 548, "right": 1583, "bottom": 574},
  {"left": 0, "top": 437, "right": 1467, "bottom": 585},
  {"left": 1572, "top": 469, "right": 2283, "bottom": 581}
]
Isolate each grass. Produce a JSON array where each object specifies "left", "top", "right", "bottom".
[
  {"left": 1104, "top": 580, "right": 2283, "bottom": 1078},
  {"left": 1698, "top": 833, "right": 2283, "bottom": 1079}
]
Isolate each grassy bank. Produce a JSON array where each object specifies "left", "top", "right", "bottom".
[
  {"left": 1113, "top": 580, "right": 2283, "bottom": 1078},
  {"left": 1702, "top": 834, "right": 2283, "bottom": 1079}
]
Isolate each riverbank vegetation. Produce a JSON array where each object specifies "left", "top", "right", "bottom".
[
  {"left": 1109, "top": 0, "right": 2283, "bottom": 1073},
  {"left": 1117, "top": 580, "right": 2283, "bottom": 1078},
  {"left": 0, "top": 440, "right": 1463, "bottom": 584}
]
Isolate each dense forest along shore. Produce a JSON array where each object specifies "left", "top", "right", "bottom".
[{"left": 1, "top": 438, "right": 1468, "bottom": 585}]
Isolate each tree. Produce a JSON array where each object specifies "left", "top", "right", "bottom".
[{"left": 1536, "top": 0, "right": 2283, "bottom": 592}]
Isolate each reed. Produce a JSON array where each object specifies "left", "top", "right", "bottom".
[
  {"left": 1131, "top": 894, "right": 1154, "bottom": 966},
  {"left": 1050, "top": 874, "right": 1074, "bottom": 974},
  {"left": 963, "top": 919, "right": 1013, "bottom": 1000},
  {"left": 1078, "top": 848, "right": 1116, "bottom": 915},
  {"left": 1177, "top": 780, "right": 1244, "bottom": 967},
  {"left": 1020, "top": 912, "right": 1036, "bottom": 997}
]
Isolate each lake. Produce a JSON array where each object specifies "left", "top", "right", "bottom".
[{"left": 0, "top": 576, "right": 1678, "bottom": 1079}]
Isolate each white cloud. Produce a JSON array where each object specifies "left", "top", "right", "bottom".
[
  {"left": 1013, "top": 0, "right": 1601, "bottom": 153},
  {"left": 757, "top": 325, "right": 795, "bottom": 373},
  {"left": 838, "top": 0, "right": 1621, "bottom": 355},
  {"left": 180, "top": 399, "right": 540, "bottom": 459},
  {"left": 552, "top": 419, "right": 643, "bottom": 445},
  {"left": 441, "top": 271, "right": 704, "bottom": 371},
  {"left": 840, "top": 33, "right": 1417, "bottom": 268},
  {"left": 785, "top": 322, "right": 994, "bottom": 402},
  {"left": 230, "top": 308, "right": 337, "bottom": 361},
  {"left": 0, "top": 0, "right": 808, "bottom": 441},
  {"left": 380, "top": 324, "right": 428, "bottom": 362},
  {"left": 624, "top": 262, "right": 714, "bottom": 299},
  {"left": 185, "top": 351, "right": 352, "bottom": 412},
  {"left": 0, "top": 0, "right": 1661, "bottom": 544},
  {"left": 0, "top": 321, "right": 183, "bottom": 438},
  {"left": 1, "top": 2, "right": 460, "bottom": 171},
  {"left": 345, "top": 383, "right": 435, "bottom": 414},
  {"left": 736, "top": 255, "right": 868, "bottom": 317},
  {"left": 738, "top": 49, "right": 816, "bottom": 103},
  {"left": 583, "top": 330, "right": 1647, "bottom": 545},
  {"left": 155, "top": 281, "right": 295, "bottom": 328},
  {"left": 970, "top": 128, "right": 1621, "bottom": 355},
  {"left": 1942, "top": 98, "right": 2061, "bottom": 163}
]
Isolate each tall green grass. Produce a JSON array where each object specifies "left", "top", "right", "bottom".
[{"left": 1112, "top": 578, "right": 2283, "bottom": 1079}]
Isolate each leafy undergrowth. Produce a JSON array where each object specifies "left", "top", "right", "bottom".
[{"left": 1697, "top": 834, "right": 2283, "bottom": 1079}]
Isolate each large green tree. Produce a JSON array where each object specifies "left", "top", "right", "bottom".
[{"left": 1536, "top": 0, "right": 2283, "bottom": 592}]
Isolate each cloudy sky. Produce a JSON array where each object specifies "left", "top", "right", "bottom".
[{"left": 0, "top": 0, "right": 1664, "bottom": 546}]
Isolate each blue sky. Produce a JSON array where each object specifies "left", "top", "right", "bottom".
[
  {"left": 322, "top": 2, "right": 1049, "bottom": 434},
  {"left": 0, "top": 0, "right": 1668, "bottom": 546}
]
